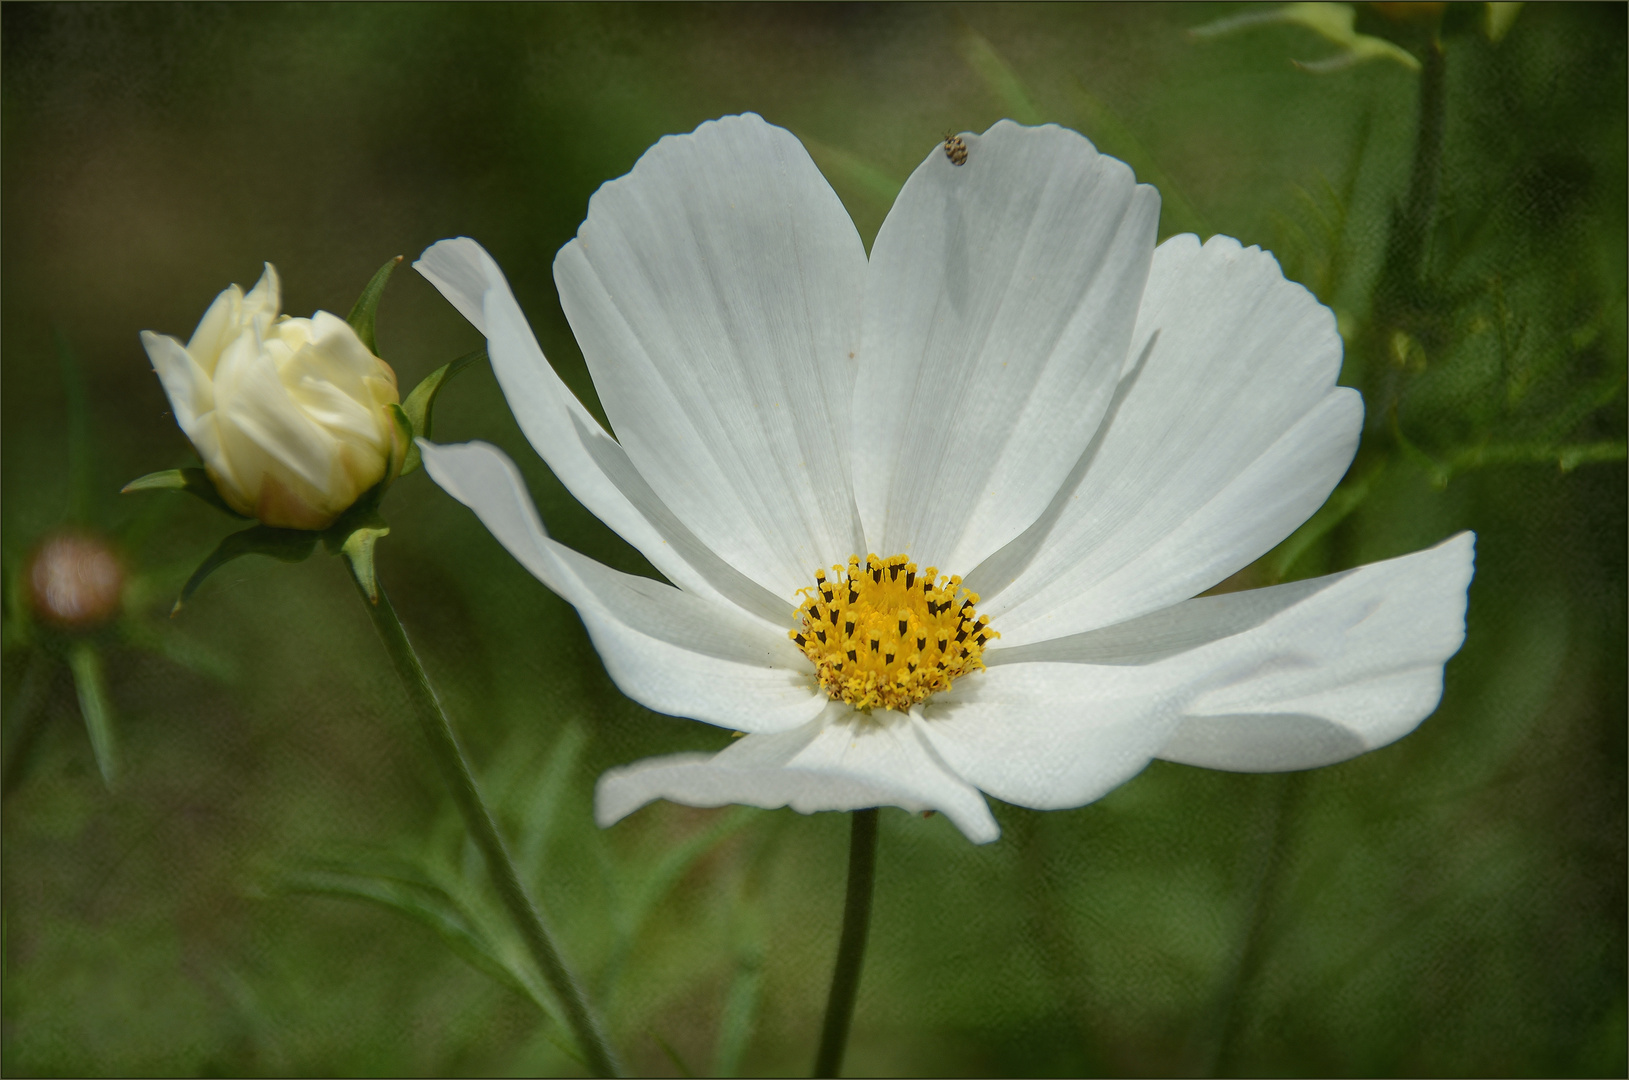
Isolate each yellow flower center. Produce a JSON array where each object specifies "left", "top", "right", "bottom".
[{"left": 789, "top": 553, "right": 997, "bottom": 713}]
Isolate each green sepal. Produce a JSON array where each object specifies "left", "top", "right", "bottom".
[
  {"left": 322, "top": 495, "right": 391, "bottom": 604},
  {"left": 67, "top": 639, "right": 118, "bottom": 786},
  {"left": 399, "top": 347, "right": 487, "bottom": 475},
  {"left": 174, "top": 525, "right": 318, "bottom": 615},
  {"left": 346, "top": 255, "right": 404, "bottom": 356},
  {"left": 122, "top": 467, "right": 250, "bottom": 520},
  {"left": 338, "top": 525, "right": 390, "bottom": 604},
  {"left": 385, "top": 402, "right": 414, "bottom": 485}
]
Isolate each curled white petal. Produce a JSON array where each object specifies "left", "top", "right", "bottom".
[
  {"left": 421, "top": 439, "right": 826, "bottom": 734},
  {"left": 970, "top": 537, "right": 1472, "bottom": 791},
  {"left": 140, "top": 265, "right": 399, "bottom": 530},
  {"left": 415, "top": 236, "right": 793, "bottom": 626},
  {"left": 595, "top": 707, "right": 1001, "bottom": 844}
]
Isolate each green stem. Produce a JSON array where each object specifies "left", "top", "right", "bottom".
[
  {"left": 351, "top": 570, "right": 620, "bottom": 1078},
  {"left": 1398, "top": 37, "right": 1446, "bottom": 289},
  {"left": 813, "top": 808, "right": 879, "bottom": 1078}
]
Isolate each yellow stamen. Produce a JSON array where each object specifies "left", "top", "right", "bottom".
[{"left": 789, "top": 553, "right": 997, "bottom": 712}]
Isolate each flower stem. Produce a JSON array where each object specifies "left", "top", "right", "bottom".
[
  {"left": 813, "top": 807, "right": 879, "bottom": 1078},
  {"left": 350, "top": 569, "right": 620, "bottom": 1078}
]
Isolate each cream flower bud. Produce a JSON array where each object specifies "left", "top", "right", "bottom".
[{"left": 141, "top": 264, "right": 405, "bottom": 530}]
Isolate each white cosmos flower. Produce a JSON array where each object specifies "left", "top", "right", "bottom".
[
  {"left": 142, "top": 264, "right": 404, "bottom": 531},
  {"left": 414, "top": 114, "right": 1474, "bottom": 844}
]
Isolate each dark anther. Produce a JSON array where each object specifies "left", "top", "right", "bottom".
[
  {"left": 848, "top": 589, "right": 859, "bottom": 604},
  {"left": 897, "top": 618, "right": 908, "bottom": 636},
  {"left": 794, "top": 634, "right": 806, "bottom": 646},
  {"left": 905, "top": 571, "right": 916, "bottom": 589},
  {"left": 845, "top": 620, "right": 856, "bottom": 636},
  {"left": 955, "top": 628, "right": 968, "bottom": 642},
  {"left": 889, "top": 564, "right": 900, "bottom": 582},
  {"left": 872, "top": 567, "right": 882, "bottom": 584},
  {"left": 916, "top": 636, "right": 926, "bottom": 650},
  {"left": 869, "top": 639, "right": 880, "bottom": 652},
  {"left": 816, "top": 629, "right": 827, "bottom": 643},
  {"left": 847, "top": 649, "right": 858, "bottom": 662},
  {"left": 884, "top": 653, "right": 894, "bottom": 664},
  {"left": 830, "top": 609, "right": 840, "bottom": 625}
]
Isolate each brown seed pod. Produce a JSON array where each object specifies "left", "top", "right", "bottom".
[
  {"left": 943, "top": 133, "right": 968, "bottom": 166},
  {"left": 25, "top": 531, "right": 125, "bottom": 632}
]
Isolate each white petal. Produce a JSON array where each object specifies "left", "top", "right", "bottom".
[
  {"left": 983, "top": 533, "right": 1475, "bottom": 774},
  {"left": 595, "top": 706, "right": 1001, "bottom": 844},
  {"left": 141, "top": 330, "right": 213, "bottom": 438},
  {"left": 1157, "top": 532, "right": 1475, "bottom": 770},
  {"left": 854, "top": 121, "right": 1159, "bottom": 571},
  {"left": 242, "top": 262, "right": 281, "bottom": 328},
  {"left": 213, "top": 331, "right": 337, "bottom": 492},
  {"left": 916, "top": 662, "right": 1189, "bottom": 811},
  {"left": 971, "top": 234, "right": 1360, "bottom": 647},
  {"left": 185, "top": 279, "right": 255, "bottom": 373},
  {"left": 415, "top": 238, "right": 792, "bottom": 627},
  {"left": 421, "top": 439, "right": 827, "bottom": 735},
  {"left": 554, "top": 113, "right": 868, "bottom": 601}
]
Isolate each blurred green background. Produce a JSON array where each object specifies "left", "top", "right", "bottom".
[{"left": 3, "top": 3, "right": 1623, "bottom": 1076}]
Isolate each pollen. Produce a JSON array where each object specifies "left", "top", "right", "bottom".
[{"left": 789, "top": 553, "right": 997, "bottom": 713}]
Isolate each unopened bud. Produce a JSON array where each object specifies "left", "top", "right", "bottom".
[
  {"left": 141, "top": 264, "right": 405, "bottom": 530},
  {"left": 25, "top": 531, "right": 125, "bottom": 632}
]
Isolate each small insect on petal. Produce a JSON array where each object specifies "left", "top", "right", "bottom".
[{"left": 943, "top": 133, "right": 968, "bottom": 166}]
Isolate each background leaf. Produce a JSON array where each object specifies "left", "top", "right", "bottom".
[{"left": 0, "top": 5, "right": 1620, "bottom": 1076}]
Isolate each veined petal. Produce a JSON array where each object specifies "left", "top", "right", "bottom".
[
  {"left": 421, "top": 439, "right": 827, "bottom": 735},
  {"left": 1157, "top": 532, "right": 1475, "bottom": 771},
  {"left": 917, "top": 662, "right": 1189, "bottom": 811},
  {"left": 416, "top": 237, "right": 793, "bottom": 627},
  {"left": 595, "top": 706, "right": 1001, "bottom": 844},
  {"left": 855, "top": 121, "right": 1159, "bottom": 572},
  {"left": 554, "top": 113, "right": 868, "bottom": 601},
  {"left": 978, "top": 533, "right": 1474, "bottom": 778},
  {"left": 971, "top": 234, "right": 1360, "bottom": 646}
]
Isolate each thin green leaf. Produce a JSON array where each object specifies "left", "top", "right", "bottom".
[
  {"left": 513, "top": 722, "right": 589, "bottom": 879},
  {"left": 650, "top": 1031, "right": 698, "bottom": 1079},
  {"left": 711, "top": 947, "right": 765, "bottom": 1078},
  {"left": 117, "top": 617, "right": 239, "bottom": 684},
  {"left": 1446, "top": 439, "right": 1628, "bottom": 476},
  {"left": 601, "top": 806, "right": 760, "bottom": 994},
  {"left": 121, "top": 467, "right": 249, "bottom": 520},
  {"left": 345, "top": 255, "right": 404, "bottom": 356},
  {"left": 66, "top": 639, "right": 117, "bottom": 785},
  {"left": 271, "top": 862, "right": 552, "bottom": 1015},
  {"left": 955, "top": 25, "right": 1045, "bottom": 125},
  {"left": 399, "top": 348, "right": 486, "bottom": 475},
  {"left": 174, "top": 525, "right": 318, "bottom": 614}
]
